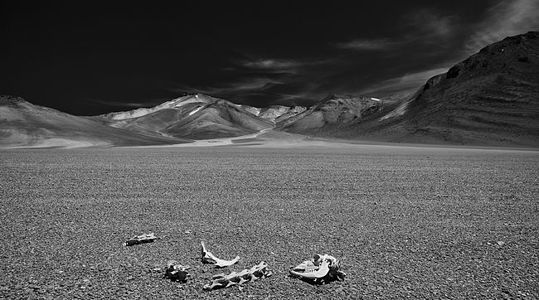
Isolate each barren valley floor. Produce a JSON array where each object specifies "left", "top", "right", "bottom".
[{"left": 1, "top": 145, "right": 538, "bottom": 299}]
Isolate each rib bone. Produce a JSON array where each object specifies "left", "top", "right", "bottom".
[{"left": 200, "top": 241, "right": 240, "bottom": 268}]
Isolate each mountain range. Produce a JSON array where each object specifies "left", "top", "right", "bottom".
[
  {"left": 298, "top": 31, "right": 539, "bottom": 147},
  {"left": 93, "top": 94, "right": 274, "bottom": 140},
  {"left": 1, "top": 31, "right": 538, "bottom": 148}
]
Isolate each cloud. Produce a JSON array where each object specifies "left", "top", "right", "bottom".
[
  {"left": 238, "top": 57, "right": 334, "bottom": 74},
  {"left": 358, "top": 67, "right": 449, "bottom": 96},
  {"left": 88, "top": 98, "right": 171, "bottom": 109},
  {"left": 465, "top": 0, "right": 539, "bottom": 54},
  {"left": 405, "top": 9, "right": 455, "bottom": 38},
  {"left": 174, "top": 77, "right": 283, "bottom": 95},
  {"left": 336, "top": 10, "right": 455, "bottom": 52},
  {"left": 241, "top": 59, "right": 302, "bottom": 70},
  {"left": 226, "top": 78, "right": 283, "bottom": 91},
  {"left": 335, "top": 38, "right": 398, "bottom": 51}
]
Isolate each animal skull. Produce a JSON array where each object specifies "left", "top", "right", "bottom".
[{"left": 289, "top": 254, "right": 346, "bottom": 284}]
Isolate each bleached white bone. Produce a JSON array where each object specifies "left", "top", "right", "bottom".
[
  {"left": 289, "top": 254, "right": 346, "bottom": 282},
  {"left": 203, "top": 261, "right": 272, "bottom": 290},
  {"left": 200, "top": 241, "right": 240, "bottom": 268},
  {"left": 289, "top": 260, "right": 330, "bottom": 279},
  {"left": 123, "top": 232, "right": 158, "bottom": 246}
]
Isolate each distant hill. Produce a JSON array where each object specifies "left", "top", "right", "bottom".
[
  {"left": 95, "top": 94, "right": 275, "bottom": 139},
  {"left": 277, "top": 94, "right": 383, "bottom": 133},
  {"left": 0, "top": 96, "right": 188, "bottom": 148},
  {"left": 258, "top": 105, "right": 307, "bottom": 122},
  {"left": 282, "top": 31, "right": 539, "bottom": 147}
]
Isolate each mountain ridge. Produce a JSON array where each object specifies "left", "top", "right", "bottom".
[
  {"left": 2, "top": 32, "right": 538, "bottom": 148},
  {"left": 93, "top": 94, "right": 277, "bottom": 139},
  {"left": 0, "top": 95, "right": 190, "bottom": 148},
  {"left": 281, "top": 31, "right": 539, "bottom": 147}
]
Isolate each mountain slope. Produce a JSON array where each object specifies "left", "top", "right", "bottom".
[
  {"left": 378, "top": 31, "right": 539, "bottom": 146},
  {"left": 0, "top": 96, "right": 188, "bottom": 148},
  {"left": 96, "top": 94, "right": 274, "bottom": 139},
  {"left": 283, "top": 31, "right": 539, "bottom": 147},
  {"left": 257, "top": 105, "right": 307, "bottom": 122},
  {"left": 277, "top": 95, "right": 383, "bottom": 133}
]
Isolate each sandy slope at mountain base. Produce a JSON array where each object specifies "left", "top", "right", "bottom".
[
  {"left": 0, "top": 130, "right": 112, "bottom": 149},
  {"left": 28, "top": 138, "right": 110, "bottom": 149},
  {"left": 126, "top": 128, "right": 539, "bottom": 152},
  {"left": 129, "top": 128, "right": 276, "bottom": 148},
  {"left": 3, "top": 137, "right": 111, "bottom": 149}
]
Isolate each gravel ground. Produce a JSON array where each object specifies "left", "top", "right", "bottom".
[{"left": 0, "top": 145, "right": 538, "bottom": 299}]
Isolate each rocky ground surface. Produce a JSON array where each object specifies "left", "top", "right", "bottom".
[{"left": 0, "top": 145, "right": 538, "bottom": 299}]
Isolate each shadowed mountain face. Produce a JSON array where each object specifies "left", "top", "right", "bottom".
[
  {"left": 249, "top": 105, "right": 307, "bottom": 122},
  {"left": 0, "top": 96, "right": 188, "bottom": 148},
  {"left": 283, "top": 31, "right": 539, "bottom": 147},
  {"left": 95, "top": 94, "right": 274, "bottom": 139},
  {"left": 277, "top": 95, "right": 383, "bottom": 133}
]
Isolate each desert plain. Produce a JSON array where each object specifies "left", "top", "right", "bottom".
[{"left": 1, "top": 143, "right": 538, "bottom": 299}]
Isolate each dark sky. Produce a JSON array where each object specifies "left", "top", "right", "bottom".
[{"left": 2, "top": 1, "right": 539, "bottom": 115}]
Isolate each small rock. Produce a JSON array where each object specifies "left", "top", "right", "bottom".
[{"left": 497, "top": 241, "right": 505, "bottom": 246}]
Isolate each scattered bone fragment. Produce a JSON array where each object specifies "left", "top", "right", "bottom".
[
  {"left": 289, "top": 254, "right": 346, "bottom": 284},
  {"left": 123, "top": 232, "right": 158, "bottom": 246},
  {"left": 200, "top": 241, "right": 240, "bottom": 267},
  {"left": 203, "top": 261, "right": 272, "bottom": 290},
  {"left": 164, "top": 260, "right": 191, "bottom": 283}
]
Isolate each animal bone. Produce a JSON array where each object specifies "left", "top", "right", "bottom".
[
  {"left": 289, "top": 254, "right": 346, "bottom": 284},
  {"left": 124, "top": 232, "right": 158, "bottom": 246},
  {"left": 164, "top": 260, "right": 191, "bottom": 283},
  {"left": 200, "top": 241, "right": 240, "bottom": 268},
  {"left": 203, "top": 261, "right": 272, "bottom": 290},
  {"left": 290, "top": 259, "right": 331, "bottom": 279}
]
